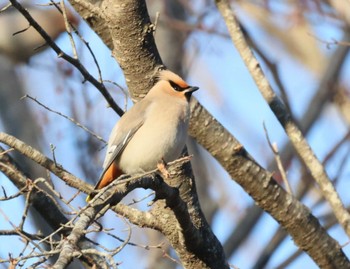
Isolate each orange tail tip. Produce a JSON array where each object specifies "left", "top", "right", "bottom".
[{"left": 86, "top": 163, "right": 123, "bottom": 203}]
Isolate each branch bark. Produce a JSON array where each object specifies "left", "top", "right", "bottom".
[
  {"left": 224, "top": 29, "right": 350, "bottom": 258},
  {"left": 88, "top": 161, "right": 228, "bottom": 268},
  {"left": 60, "top": 0, "right": 350, "bottom": 267},
  {"left": 8, "top": 0, "right": 124, "bottom": 116},
  {"left": 0, "top": 145, "right": 108, "bottom": 269},
  {"left": 4, "top": 0, "right": 350, "bottom": 268},
  {"left": 0, "top": 133, "right": 228, "bottom": 268},
  {"left": 215, "top": 0, "right": 350, "bottom": 238}
]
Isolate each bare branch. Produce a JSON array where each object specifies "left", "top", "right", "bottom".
[
  {"left": 263, "top": 123, "right": 292, "bottom": 194},
  {"left": 224, "top": 29, "right": 350, "bottom": 259},
  {"left": 0, "top": 132, "right": 92, "bottom": 194},
  {"left": 22, "top": 94, "right": 106, "bottom": 144},
  {"left": 8, "top": 0, "right": 124, "bottom": 116},
  {"left": 59, "top": 0, "right": 350, "bottom": 267},
  {"left": 215, "top": 0, "right": 350, "bottom": 238},
  {"left": 52, "top": 159, "right": 188, "bottom": 268},
  {"left": 59, "top": 0, "right": 78, "bottom": 59}
]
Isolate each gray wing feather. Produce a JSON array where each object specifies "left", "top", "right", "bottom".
[
  {"left": 101, "top": 121, "right": 143, "bottom": 175},
  {"left": 93, "top": 99, "right": 152, "bottom": 188}
]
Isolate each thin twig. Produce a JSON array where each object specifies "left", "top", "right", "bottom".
[
  {"left": 263, "top": 123, "right": 293, "bottom": 195},
  {"left": 22, "top": 94, "right": 106, "bottom": 144},
  {"left": 127, "top": 191, "right": 154, "bottom": 206},
  {"left": 0, "top": 2, "right": 11, "bottom": 12},
  {"left": 49, "top": 0, "right": 105, "bottom": 83},
  {"left": 0, "top": 208, "right": 46, "bottom": 254},
  {"left": 9, "top": 0, "right": 124, "bottom": 116},
  {"left": 215, "top": 0, "right": 350, "bottom": 237},
  {"left": 103, "top": 80, "right": 129, "bottom": 112},
  {"left": 18, "top": 186, "right": 33, "bottom": 230},
  {"left": 50, "top": 143, "right": 57, "bottom": 166},
  {"left": 33, "top": 178, "right": 78, "bottom": 215},
  {"left": 153, "top": 11, "right": 160, "bottom": 35},
  {"left": 0, "top": 148, "right": 14, "bottom": 156},
  {"left": 102, "top": 231, "right": 163, "bottom": 250},
  {"left": 0, "top": 188, "right": 25, "bottom": 201},
  {"left": 322, "top": 129, "right": 350, "bottom": 165},
  {"left": 0, "top": 249, "right": 62, "bottom": 264},
  {"left": 60, "top": 0, "right": 78, "bottom": 59},
  {"left": 0, "top": 230, "right": 43, "bottom": 241},
  {"left": 110, "top": 217, "right": 132, "bottom": 255},
  {"left": 310, "top": 33, "right": 350, "bottom": 48}
]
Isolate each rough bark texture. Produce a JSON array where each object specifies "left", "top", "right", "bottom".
[
  {"left": 223, "top": 29, "right": 350, "bottom": 259},
  {"left": 146, "top": 1, "right": 190, "bottom": 268},
  {"left": 2, "top": 0, "right": 348, "bottom": 268},
  {"left": 63, "top": 0, "right": 350, "bottom": 268},
  {"left": 0, "top": 132, "right": 228, "bottom": 268},
  {"left": 149, "top": 161, "right": 228, "bottom": 269},
  {"left": 100, "top": 0, "right": 163, "bottom": 98},
  {"left": 189, "top": 102, "right": 349, "bottom": 268},
  {"left": 215, "top": 0, "right": 350, "bottom": 238}
]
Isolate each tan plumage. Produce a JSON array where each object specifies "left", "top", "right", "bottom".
[{"left": 86, "top": 70, "right": 199, "bottom": 202}]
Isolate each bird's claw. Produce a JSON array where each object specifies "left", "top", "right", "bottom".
[{"left": 157, "top": 159, "right": 170, "bottom": 179}]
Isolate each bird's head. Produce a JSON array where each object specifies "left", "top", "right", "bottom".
[{"left": 153, "top": 70, "right": 199, "bottom": 101}]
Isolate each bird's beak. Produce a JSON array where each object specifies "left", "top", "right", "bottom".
[
  {"left": 187, "top": 86, "right": 199, "bottom": 93},
  {"left": 184, "top": 86, "right": 199, "bottom": 100}
]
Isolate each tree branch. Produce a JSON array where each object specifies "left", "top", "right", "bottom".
[
  {"left": 55, "top": 0, "right": 350, "bottom": 267},
  {"left": 0, "top": 132, "right": 92, "bottom": 194},
  {"left": 52, "top": 157, "right": 228, "bottom": 268},
  {"left": 215, "top": 0, "right": 350, "bottom": 238},
  {"left": 0, "top": 132, "right": 228, "bottom": 268},
  {"left": 8, "top": 0, "right": 124, "bottom": 117},
  {"left": 0, "top": 145, "right": 109, "bottom": 269},
  {"left": 223, "top": 29, "right": 350, "bottom": 258},
  {"left": 7, "top": 0, "right": 349, "bottom": 267}
]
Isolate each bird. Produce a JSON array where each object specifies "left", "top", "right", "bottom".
[{"left": 86, "top": 70, "right": 199, "bottom": 202}]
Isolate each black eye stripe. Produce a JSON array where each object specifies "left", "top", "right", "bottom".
[{"left": 169, "top": 80, "right": 188, "bottom": 92}]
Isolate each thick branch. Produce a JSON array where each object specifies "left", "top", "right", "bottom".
[
  {"left": 61, "top": 0, "right": 350, "bottom": 267},
  {"left": 224, "top": 30, "right": 350, "bottom": 257},
  {"left": 1, "top": 132, "right": 227, "bottom": 268},
  {"left": 6, "top": 0, "right": 347, "bottom": 267},
  {"left": 0, "top": 132, "right": 92, "bottom": 194},
  {"left": 189, "top": 102, "right": 349, "bottom": 268},
  {"left": 53, "top": 159, "right": 228, "bottom": 269},
  {"left": 215, "top": 0, "right": 350, "bottom": 237}
]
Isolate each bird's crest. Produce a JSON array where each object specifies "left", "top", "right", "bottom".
[{"left": 157, "top": 70, "right": 189, "bottom": 89}]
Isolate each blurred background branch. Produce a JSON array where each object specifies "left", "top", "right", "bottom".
[{"left": 1, "top": 0, "right": 350, "bottom": 268}]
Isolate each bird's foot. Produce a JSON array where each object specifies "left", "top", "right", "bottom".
[{"left": 157, "top": 159, "right": 170, "bottom": 179}]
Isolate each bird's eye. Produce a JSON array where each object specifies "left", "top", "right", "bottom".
[{"left": 169, "top": 80, "right": 183, "bottom": 92}]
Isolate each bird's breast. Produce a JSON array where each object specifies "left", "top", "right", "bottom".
[{"left": 118, "top": 101, "right": 189, "bottom": 174}]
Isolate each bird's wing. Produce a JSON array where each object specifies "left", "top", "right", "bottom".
[
  {"left": 101, "top": 120, "right": 143, "bottom": 176},
  {"left": 93, "top": 99, "right": 152, "bottom": 189}
]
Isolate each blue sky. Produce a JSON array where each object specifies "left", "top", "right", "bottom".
[{"left": 1, "top": 1, "right": 350, "bottom": 268}]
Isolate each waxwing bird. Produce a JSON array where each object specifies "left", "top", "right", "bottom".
[{"left": 86, "top": 70, "right": 199, "bottom": 202}]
